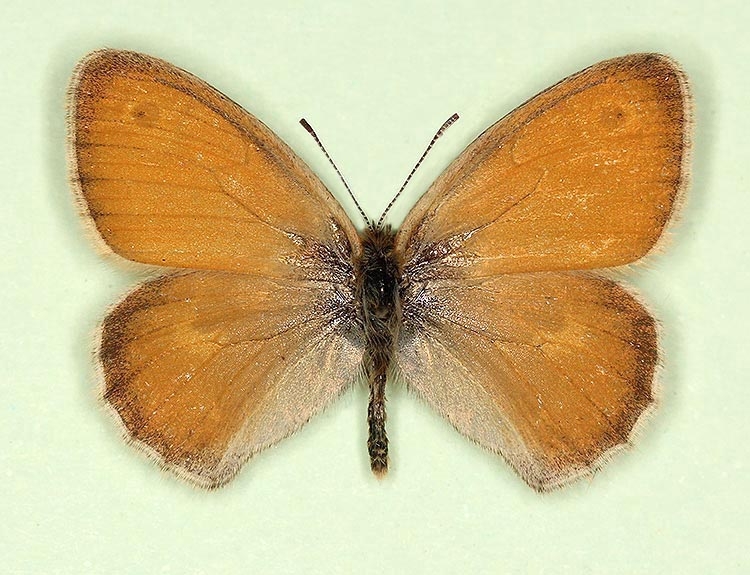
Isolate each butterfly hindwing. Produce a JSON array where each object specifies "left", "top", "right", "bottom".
[
  {"left": 397, "top": 271, "right": 657, "bottom": 491},
  {"left": 101, "top": 271, "right": 363, "bottom": 488}
]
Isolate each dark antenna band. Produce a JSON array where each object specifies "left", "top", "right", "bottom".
[
  {"left": 376, "top": 113, "right": 460, "bottom": 228},
  {"left": 299, "top": 118, "right": 371, "bottom": 228}
]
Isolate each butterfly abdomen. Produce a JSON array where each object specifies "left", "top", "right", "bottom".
[{"left": 356, "top": 226, "right": 402, "bottom": 476}]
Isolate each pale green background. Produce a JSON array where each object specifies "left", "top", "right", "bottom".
[{"left": 1, "top": 0, "right": 747, "bottom": 573}]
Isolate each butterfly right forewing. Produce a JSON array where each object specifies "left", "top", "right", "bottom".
[{"left": 397, "top": 54, "right": 689, "bottom": 277}]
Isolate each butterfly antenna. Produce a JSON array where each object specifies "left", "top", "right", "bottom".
[
  {"left": 376, "top": 113, "right": 460, "bottom": 229},
  {"left": 300, "top": 118, "right": 371, "bottom": 228}
]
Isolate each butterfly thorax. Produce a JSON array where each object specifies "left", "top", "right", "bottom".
[
  {"left": 355, "top": 225, "right": 403, "bottom": 476},
  {"left": 357, "top": 226, "right": 402, "bottom": 328}
]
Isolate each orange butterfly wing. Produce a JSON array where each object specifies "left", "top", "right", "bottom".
[
  {"left": 100, "top": 272, "right": 362, "bottom": 488},
  {"left": 70, "top": 49, "right": 359, "bottom": 275},
  {"left": 396, "top": 54, "right": 689, "bottom": 490},
  {"left": 398, "top": 54, "right": 688, "bottom": 277},
  {"left": 69, "top": 50, "right": 363, "bottom": 486},
  {"left": 398, "top": 272, "right": 657, "bottom": 490}
]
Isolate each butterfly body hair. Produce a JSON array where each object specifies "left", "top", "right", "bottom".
[{"left": 355, "top": 225, "right": 403, "bottom": 475}]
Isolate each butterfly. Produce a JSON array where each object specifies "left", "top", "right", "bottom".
[{"left": 68, "top": 50, "right": 689, "bottom": 491}]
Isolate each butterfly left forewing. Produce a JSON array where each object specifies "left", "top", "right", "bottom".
[{"left": 70, "top": 49, "right": 360, "bottom": 275}]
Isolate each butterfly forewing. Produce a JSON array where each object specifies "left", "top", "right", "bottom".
[
  {"left": 397, "top": 54, "right": 688, "bottom": 277},
  {"left": 69, "top": 50, "right": 364, "bottom": 486},
  {"left": 70, "top": 50, "right": 360, "bottom": 275},
  {"left": 395, "top": 54, "right": 689, "bottom": 490}
]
